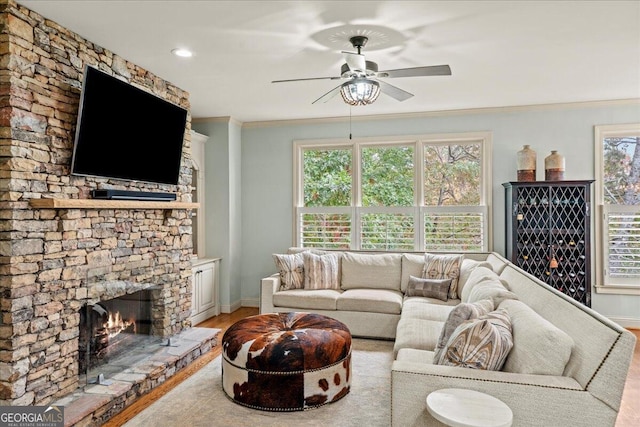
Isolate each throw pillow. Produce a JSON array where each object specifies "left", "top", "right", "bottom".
[
  {"left": 499, "top": 299, "right": 574, "bottom": 376},
  {"left": 273, "top": 252, "right": 306, "bottom": 291},
  {"left": 303, "top": 252, "right": 340, "bottom": 290},
  {"left": 406, "top": 276, "right": 452, "bottom": 301},
  {"left": 458, "top": 259, "right": 493, "bottom": 297},
  {"left": 467, "top": 279, "right": 518, "bottom": 307},
  {"left": 435, "top": 309, "right": 514, "bottom": 371},
  {"left": 433, "top": 299, "right": 494, "bottom": 362},
  {"left": 460, "top": 266, "right": 503, "bottom": 303},
  {"left": 422, "top": 253, "right": 463, "bottom": 300}
]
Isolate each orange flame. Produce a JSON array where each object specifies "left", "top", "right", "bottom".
[{"left": 103, "top": 312, "right": 135, "bottom": 339}]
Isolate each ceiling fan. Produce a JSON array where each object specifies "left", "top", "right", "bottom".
[{"left": 272, "top": 36, "right": 451, "bottom": 106}]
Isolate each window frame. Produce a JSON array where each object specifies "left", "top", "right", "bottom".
[
  {"left": 594, "top": 123, "right": 640, "bottom": 295},
  {"left": 293, "top": 132, "right": 492, "bottom": 252}
]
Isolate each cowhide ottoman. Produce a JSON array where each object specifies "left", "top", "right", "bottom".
[{"left": 221, "top": 312, "right": 352, "bottom": 411}]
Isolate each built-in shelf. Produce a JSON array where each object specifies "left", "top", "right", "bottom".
[{"left": 29, "top": 198, "right": 199, "bottom": 210}]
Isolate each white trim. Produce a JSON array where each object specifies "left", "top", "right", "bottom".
[
  {"left": 293, "top": 132, "right": 492, "bottom": 251},
  {"left": 192, "top": 116, "right": 244, "bottom": 127},
  {"left": 190, "top": 130, "right": 208, "bottom": 258},
  {"left": 595, "top": 285, "right": 640, "bottom": 296},
  {"left": 240, "top": 298, "right": 260, "bottom": 308},
  {"left": 238, "top": 99, "right": 640, "bottom": 129},
  {"left": 221, "top": 300, "right": 242, "bottom": 314},
  {"left": 594, "top": 123, "right": 640, "bottom": 292},
  {"left": 605, "top": 316, "right": 640, "bottom": 329}
]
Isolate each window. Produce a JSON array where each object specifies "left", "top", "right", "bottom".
[
  {"left": 594, "top": 124, "right": 640, "bottom": 294},
  {"left": 294, "top": 133, "right": 492, "bottom": 252}
]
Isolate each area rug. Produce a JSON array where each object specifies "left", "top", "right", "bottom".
[{"left": 123, "top": 338, "right": 394, "bottom": 427}]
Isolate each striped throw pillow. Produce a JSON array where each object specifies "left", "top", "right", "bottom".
[
  {"left": 435, "top": 309, "right": 513, "bottom": 371},
  {"left": 273, "top": 252, "right": 306, "bottom": 291},
  {"left": 303, "top": 252, "right": 340, "bottom": 290},
  {"left": 422, "top": 253, "right": 464, "bottom": 299}
]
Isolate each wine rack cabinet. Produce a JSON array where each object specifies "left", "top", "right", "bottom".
[{"left": 503, "top": 180, "right": 594, "bottom": 306}]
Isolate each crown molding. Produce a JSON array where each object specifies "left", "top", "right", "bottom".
[
  {"left": 232, "top": 98, "right": 640, "bottom": 129},
  {"left": 192, "top": 116, "right": 244, "bottom": 127}
]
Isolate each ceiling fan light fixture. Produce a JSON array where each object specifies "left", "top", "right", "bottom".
[{"left": 340, "top": 78, "right": 380, "bottom": 106}]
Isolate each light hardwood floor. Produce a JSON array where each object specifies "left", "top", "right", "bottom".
[{"left": 105, "top": 309, "right": 639, "bottom": 427}]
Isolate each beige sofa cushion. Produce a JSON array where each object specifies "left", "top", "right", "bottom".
[
  {"left": 336, "top": 289, "right": 403, "bottom": 314},
  {"left": 458, "top": 258, "right": 493, "bottom": 297},
  {"left": 272, "top": 289, "right": 341, "bottom": 310},
  {"left": 460, "top": 266, "right": 505, "bottom": 302},
  {"left": 467, "top": 280, "right": 518, "bottom": 307},
  {"left": 485, "top": 253, "right": 508, "bottom": 274},
  {"left": 393, "top": 318, "right": 444, "bottom": 356},
  {"left": 341, "top": 252, "right": 402, "bottom": 290},
  {"left": 396, "top": 348, "right": 435, "bottom": 364},
  {"left": 434, "top": 309, "right": 514, "bottom": 371},
  {"left": 400, "top": 253, "right": 425, "bottom": 292},
  {"left": 499, "top": 299, "right": 575, "bottom": 376},
  {"left": 401, "top": 298, "right": 457, "bottom": 321}
]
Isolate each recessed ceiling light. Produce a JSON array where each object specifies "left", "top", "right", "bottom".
[{"left": 171, "top": 48, "right": 193, "bottom": 58}]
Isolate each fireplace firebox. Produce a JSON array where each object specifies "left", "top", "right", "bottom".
[{"left": 79, "top": 288, "right": 162, "bottom": 383}]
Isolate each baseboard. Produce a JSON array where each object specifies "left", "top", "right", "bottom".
[
  {"left": 608, "top": 316, "right": 640, "bottom": 329},
  {"left": 241, "top": 298, "right": 259, "bottom": 308},
  {"left": 221, "top": 300, "right": 242, "bottom": 314}
]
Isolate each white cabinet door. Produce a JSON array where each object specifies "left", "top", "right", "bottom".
[
  {"left": 198, "top": 262, "right": 217, "bottom": 312},
  {"left": 191, "top": 258, "right": 220, "bottom": 324}
]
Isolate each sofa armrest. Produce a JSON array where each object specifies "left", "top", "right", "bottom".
[
  {"left": 391, "top": 361, "right": 615, "bottom": 427},
  {"left": 260, "top": 274, "right": 280, "bottom": 314}
]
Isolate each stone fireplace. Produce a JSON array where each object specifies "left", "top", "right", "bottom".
[{"left": 0, "top": 0, "right": 214, "bottom": 417}]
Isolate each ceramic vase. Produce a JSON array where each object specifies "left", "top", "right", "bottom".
[
  {"left": 545, "top": 150, "right": 565, "bottom": 181},
  {"left": 517, "top": 145, "right": 536, "bottom": 181}
]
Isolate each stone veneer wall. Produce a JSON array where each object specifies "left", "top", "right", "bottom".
[{"left": 0, "top": 0, "right": 195, "bottom": 406}]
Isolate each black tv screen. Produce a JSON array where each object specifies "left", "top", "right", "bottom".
[{"left": 71, "top": 66, "right": 188, "bottom": 185}]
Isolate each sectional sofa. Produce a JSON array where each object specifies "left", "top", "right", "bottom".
[{"left": 260, "top": 249, "right": 636, "bottom": 426}]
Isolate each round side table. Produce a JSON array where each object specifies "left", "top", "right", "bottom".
[{"left": 426, "top": 388, "right": 513, "bottom": 427}]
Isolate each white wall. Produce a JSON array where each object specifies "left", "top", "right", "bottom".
[{"left": 239, "top": 102, "right": 640, "bottom": 325}]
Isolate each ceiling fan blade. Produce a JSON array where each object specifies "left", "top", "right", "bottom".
[
  {"left": 378, "top": 65, "right": 451, "bottom": 78},
  {"left": 311, "top": 84, "right": 343, "bottom": 104},
  {"left": 272, "top": 76, "right": 341, "bottom": 83},
  {"left": 342, "top": 51, "right": 366, "bottom": 72},
  {"left": 377, "top": 80, "right": 414, "bottom": 102}
]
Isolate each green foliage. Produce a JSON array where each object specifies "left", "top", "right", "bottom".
[
  {"left": 304, "top": 149, "right": 352, "bottom": 206},
  {"left": 362, "top": 146, "right": 414, "bottom": 207},
  {"left": 302, "top": 143, "right": 484, "bottom": 251}
]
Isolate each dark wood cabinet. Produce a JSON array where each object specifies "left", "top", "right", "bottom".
[{"left": 503, "top": 180, "right": 594, "bottom": 306}]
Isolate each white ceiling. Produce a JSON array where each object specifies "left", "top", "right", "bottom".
[{"left": 17, "top": 1, "right": 640, "bottom": 123}]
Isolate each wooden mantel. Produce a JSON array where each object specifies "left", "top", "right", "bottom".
[{"left": 29, "top": 198, "right": 199, "bottom": 210}]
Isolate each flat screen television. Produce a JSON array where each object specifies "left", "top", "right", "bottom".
[{"left": 71, "top": 65, "right": 188, "bottom": 185}]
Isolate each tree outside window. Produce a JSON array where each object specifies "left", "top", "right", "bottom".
[
  {"left": 595, "top": 124, "right": 640, "bottom": 292},
  {"left": 295, "top": 133, "right": 491, "bottom": 252}
]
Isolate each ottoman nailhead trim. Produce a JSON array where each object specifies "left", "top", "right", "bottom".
[{"left": 222, "top": 391, "right": 349, "bottom": 412}]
